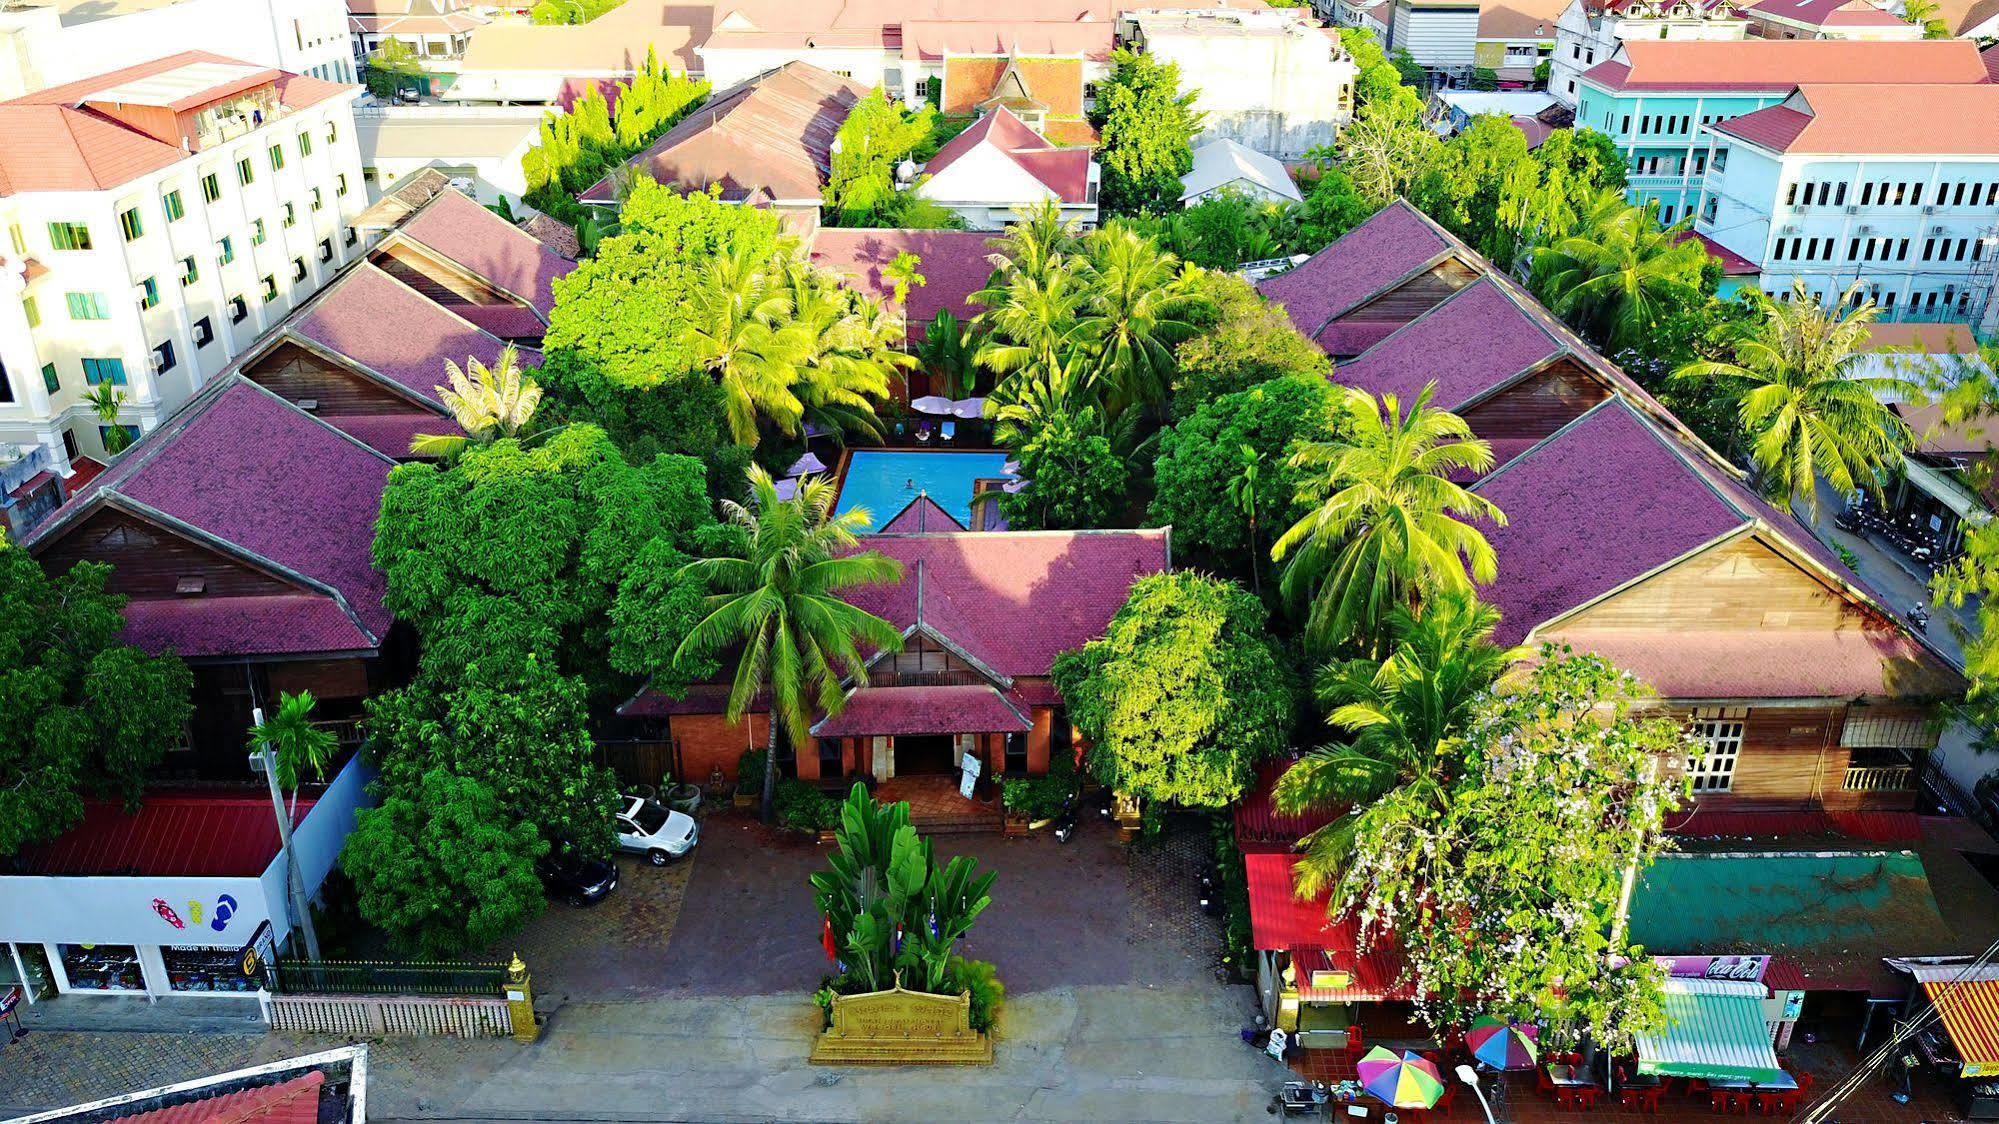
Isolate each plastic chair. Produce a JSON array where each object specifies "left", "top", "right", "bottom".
[
  {"left": 940, "top": 420, "right": 956, "bottom": 443},
  {"left": 1640, "top": 1086, "right": 1666, "bottom": 1114},
  {"left": 1575, "top": 1086, "right": 1600, "bottom": 1110}
]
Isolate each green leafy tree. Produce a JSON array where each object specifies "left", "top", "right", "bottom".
[
  {"left": 1150, "top": 372, "right": 1343, "bottom": 576},
  {"left": 340, "top": 768, "right": 548, "bottom": 956},
  {"left": 1092, "top": 48, "right": 1203, "bottom": 217},
  {"left": 1172, "top": 272, "right": 1331, "bottom": 413},
  {"left": 825, "top": 90, "right": 937, "bottom": 227},
  {"left": 1342, "top": 29, "right": 1423, "bottom": 119},
  {"left": 521, "top": 54, "right": 707, "bottom": 222},
  {"left": 1117, "top": 192, "right": 1307, "bottom": 270},
  {"left": 1490, "top": 127, "right": 1628, "bottom": 269},
  {"left": 997, "top": 405, "right": 1130, "bottom": 530},
  {"left": 687, "top": 246, "right": 816, "bottom": 445},
  {"left": 362, "top": 39, "right": 424, "bottom": 99},
  {"left": 84, "top": 384, "right": 132, "bottom": 455},
  {"left": 915, "top": 309, "right": 981, "bottom": 398},
  {"left": 1411, "top": 115, "right": 1531, "bottom": 262},
  {"left": 1672, "top": 280, "right": 1915, "bottom": 514},
  {"left": 1299, "top": 165, "right": 1378, "bottom": 249},
  {"left": 1336, "top": 100, "right": 1440, "bottom": 208},
  {"left": 0, "top": 552, "right": 192, "bottom": 855},
  {"left": 1327, "top": 648, "right": 1689, "bottom": 1046},
  {"left": 1072, "top": 225, "right": 1206, "bottom": 418},
  {"left": 784, "top": 259, "right": 910, "bottom": 444},
  {"left": 1900, "top": 0, "right": 1951, "bottom": 36},
  {"left": 883, "top": 251, "right": 925, "bottom": 305},
  {"left": 1273, "top": 385, "right": 1503, "bottom": 656},
  {"left": 1053, "top": 572, "right": 1297, "bottom": 809},
  {"left": 673, "top": 468, "right": 905, "bottom": 821},
  {"left": 1528, "top": 191, "right": 1711, "bottom": 354}
]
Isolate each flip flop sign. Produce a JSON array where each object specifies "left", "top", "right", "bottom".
[{"left": 153, "top": 893, "right": 239, "bottom": 933}]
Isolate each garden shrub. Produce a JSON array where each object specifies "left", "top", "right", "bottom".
[
  {"left": 1001, "top": 749, "right": 1076, "bottom": 820},
  {"left": 945, "top": 956, "right": 1006, "bottom": 1032},
  {"left": 775, "top": 778, "right": 837, "bottom": 832},
  {"left": 1210, "top": 813, "right": 1254, "bottom": 981}
]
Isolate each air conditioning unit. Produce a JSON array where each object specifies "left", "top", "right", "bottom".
[
  {"left": 1857, "top": 225, "right": 1874, "bottom": 235},
  {"left": 1779, "top": 224, "right": 1799, "bottom": 235},
  {"left": 1922, "top": 206, "right": 1937, "bottom": 216},
  {"left": 1845, "top": 206, "right": 1859, "bottom": 215},
  {"left": 1932, "top": 225, "right": 1947, "bottom": 235}
]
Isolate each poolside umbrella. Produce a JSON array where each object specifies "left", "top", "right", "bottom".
[
  {"left": 1001, "top": 478, "right": 1028, "bottom": 493},
  {"left": 772, "top": 477, "right": 799, "bottom": 501},
  {"left": 1002, "top": 459, "right": 1020, "bottom": 475},
  {"left": 787, "top": 451, "right": 827, "bottom": 476},
  {"left": 951, "top": 396, "right": 987, "bottom": 419},
  {"left": 1356, "top": 1047, "right": 1446, "bottom": 1109},
  {"left": 911, "top": 395, "right": 955, "bottom": 415},
  {"left": 1467, "top": 1016, "right": 1539, "bottom": 1071}
]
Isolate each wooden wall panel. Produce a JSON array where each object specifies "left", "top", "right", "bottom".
[
  {"left": 374, "top": 244, "right": 511, "bottom": 307},
  {"left": 1725, "top": 706, "right": 1841, "bottom": 803},
  {"left": 1335, "top": 258, "right": 1480, "bottom": 327},
  {"left": 266, "top": 658, "right": 371, "bottom": 699},
  {"left": 1555, "top": 535, "right": 1853, "bottom": 633},
  {"left": 1462, "top": 358, "right": 1611, "bottom": 445},
  {"left": 36, "top": 509, "right": 297, "bottom": 599},
  {"left": 243, "top": 342, "right": 417, "bottom": 415}
]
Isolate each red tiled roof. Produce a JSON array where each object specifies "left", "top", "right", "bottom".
[
  {"left": 398, "top": 189, "right": 569, "bottom": 317},
  {"left": 812, "top": 684, "right": 1030, "bottom": 736},
  {"left": 1664, "top": 806, "right": 1923, "bottom": 842},
  {"left": 110, "top": 1071, "right": 326, "bottom": 1124},
  {"left": 899, "top": 19, "right": 1115, "bottom": 60},
  {"left": 1581, "top": 38, "right": 1986, "bottom": 91},
  {"left": 292, "top": 263, "right": 526, "bottom": 407},
  {"left": 1685, "top": 230, "right": 1760, "bottom": 276},
  {"left": 808, "top": 228, "right": 995, "bottom": 341},
  {"left": 1511, "top": 114, "right": 1556, "bottom": 149},
  {"left": 579, "top": 62, "right": 868, "bottom": 204},
  {"left": 879, "top": 493, "right": 967, "bottom": 533},
  {"left": 1717, "top": 85, "right": 1999, "bottom": 156},
  {"left": 21, "top": 790, "right": 314, "bottom": 877},
  {"left": 1234, "top": 760, "right": 1339, "bottom": 852},
  {"left": 923, "top": 107, "right": 1094, "bottom": 204},
  {"left": 1260, "top": 200, "right": 1458, "bottom": 343},
  {"left": 1986, "top": 43, "right": 1999, "bottom": 82}
]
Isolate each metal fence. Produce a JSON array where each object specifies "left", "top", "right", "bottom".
[{"left": 263, "top": 957, "right": 508, "bottom": 998}]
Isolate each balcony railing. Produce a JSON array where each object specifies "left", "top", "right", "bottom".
[{"left": 1842, "top": 764, "right": 1916, "bottom": 792}]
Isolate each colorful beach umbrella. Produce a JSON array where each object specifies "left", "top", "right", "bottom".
[
  {"left": 1467, "top": 1016, "right": 1540, "bottom": 1070},
  {"left": 1355, "top": 1047, "right": 1446, "bottom": 1109}
]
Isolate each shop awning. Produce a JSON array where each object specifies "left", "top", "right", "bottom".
[
  {"left": 1636, "top": 978, "right": 1785, "bottom": 1084},
  {"left": 1902, "top": 455, "right": 1992, "bottom": 524},
  {"left": 810, "top": 684, "right": 1030, "bottom": 738},
  {"left": 1911, "top": 964, "right": 1999, "bottom": 1078}
]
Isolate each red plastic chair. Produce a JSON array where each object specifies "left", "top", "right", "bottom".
[
  {"left": 1435, "top": 1083, "right": 1460, "bottom": 1116},
  {"left": 1641, "top": 1086, "right": 1666, "bottom": 1114}
]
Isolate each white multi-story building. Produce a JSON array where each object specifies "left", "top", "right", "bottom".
[
  {"left": 0, "top": 52, "right": 366, "bottom": 471},
  {"left": 1549, "top": 0, "right": 1745, "bottom": 108},
  {"left": 0, "top": 0, "right": 354, "bottom": 98},
  {"left": 1120, "top": 8, "right": 1356, "bottom": 157},
  {"left": 1693, "top": 82, "right": 1999, "bottom": 332}
]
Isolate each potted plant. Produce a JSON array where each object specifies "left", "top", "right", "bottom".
[
  {"left": 661, "top": 769, "right": 702, "bottom": 814},
  {"left": 734, "top": 749, "right": 765, "bottom": 808}
]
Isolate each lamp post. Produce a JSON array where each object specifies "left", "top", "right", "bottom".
[
  {"left": 1456, "top": 1064, "right": 1497, "bottom": 1124},
  {"left": 249, "top": 706, "right": 322, "bottom": 962}
]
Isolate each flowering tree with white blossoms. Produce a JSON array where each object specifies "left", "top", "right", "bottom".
[{"left": 1333, "top": 646, "right": 1694, "bottom": 1047}]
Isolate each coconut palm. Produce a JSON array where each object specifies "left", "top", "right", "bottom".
[
  {"left": 970, "top": 259, "right": 1087, "bottom": 393},
  {"left": 1672, "top": 280, "right": 1916, "bottom": 514},
  {"left": 987, "top": 354, "right": 1096, "bottom": 449},
  {"left": 246, "top": 689, "right": 340, "bottom": 821},
  {"left": 1228, "top": 444, "right": 1266, "bottom": 594},
  {"left": 982, "top": 200, "right": 1077, "bottom": 290},
  {"left": 1275, "top": 594, "right": 1522, "bottom": 897},
  {"left": 1273, "top": 384, "right": 1505, "bottom": 655},
  {"left": 915, "top": 309, "right": 982, "bottom": 398},
  {"left": 787, "top": 263, "right": 904, "bottom": 443},
  {"left": 673, "top": 467, "right": 905, "bottom": 821},
  {"left": 688, "top": 248, "right": 816, "bottom": 446},
  {"left": 1071, "top": 226, "right": 1205, "bottom": 418},
  {"left": 1530, "top": 191, "right": 1708, "bottom": 354},
  {"left": 411, "top": 345, "right": 542, "bottom": 458}
]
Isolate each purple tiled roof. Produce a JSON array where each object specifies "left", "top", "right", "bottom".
[
  {"left": 321, "top": 412, "right": 464, "bottom": 459},
  {"left": 1314, "top": 320, "right": 1404, "bottom": 358},
  {"left": 398, "top": 189, "right": 569, "bottom": 316},
  {"left": 879, "top": 493, "right": 966, "bottom": 533},
  {"left": 293, "top": 264, "right": 527, "bottom": 407},
  {"left": 1472, "top": 400, "right": 1747, "bottom": 645},
  {"left": 809, "top": 228, "right": 995, "bottom": 342},
  {"left": 1260, "top": 201, "right": 1454, "bottom": 338},
  {"left": 453, "top": 303, "right": 551, "bottom": 340},
  {"left": 1336, "top": 278, "right": 1563, "bottom": 410},
  {"left": 812, "top": 684, "right": 1030, "bottom": 737},
  {"left": 121, "top": 594, "right": 375, "bottom": 658}
]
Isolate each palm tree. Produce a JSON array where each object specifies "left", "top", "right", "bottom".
[
  {"left": 915, "top": 309, "right": 982, "bottom": 398},
  {"left": 882, "top": 250, "right": 926, "bottom": 306},
  {"left": 982, "top": 200, "right": 1077, "bottom": 291},
  {"left": 1071, "top": 226, "right": 1205, "bottom": 419},
  {"left": 688, "top": 248, "right": 816, "bottom": 446},
  {"left": 1228, "top": 443, "right": 1265, "bottom": 594},
  {"left": 970, "top": 261, "right": 1087, "bottom": 394},
  {"left": 1672, "top": 280, "right": 1916, "bottom": 515},
  {"left": 84, "top": 384, "right": 133, "bottom": 455},
  {"left": 786, "top": 263, "right": 904, "bottom": 443},
  {"left": 673, "top": 467, "right": 906, "bottom": 821},
  {"left": 1272, "top": 384, "right": 1505, "bottom": 655},
  {"left": 411, "top": 345, "right": 542, "bottom": 458},
  {"left": 1530, "top": 191, "right": 1708, "bottom": 354},
  {"left": 246, "top": 690, "right": 339, "bottom": 822},
  {"left": 1274, "top": 594, "right": 1521, "bottom": 898}
]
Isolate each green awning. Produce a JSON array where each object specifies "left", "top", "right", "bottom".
[{"left": 1636, "top": 979, "right": 1784, "bottom": 1083}]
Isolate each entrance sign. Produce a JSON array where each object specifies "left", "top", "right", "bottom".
[
  {"left": 810, "top": 982, "right": 993, "bottom": 1065},
  {"left": 959, "top": 752, "right": 981, "bottom": 799}
]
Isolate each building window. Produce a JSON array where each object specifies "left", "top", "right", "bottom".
[
  {"left": 180, "top": 256, "right": 198, "bottom": 285},
  {"left": 21, "top": 294, "right": 38, "bottom": 328},
  {"left": 138, "top": 277, "right": 159, "bottom": 310},
  {"left": 118, "top": 207, "right": 144, "bottom": 241},
  {"left": 47, "top": 221, "right": 92, "bottom": 250},
  {"left": 311, "top": 186, "right": 323, "bottom": 212},
  {"left": 252, "top": 218, "right": 267, "bottom": 246},
  {"left": 152, "top": 340, "right": 175, "bottom": 372},
  {"left": 99, "top": 424, "right": 140, "bottom": 448},
  {"left": 42, "top": 362, "right": 59, "bottom": 393},
  {"left": 237, "top": 157, "right": 255, "bottom": 186},
  {"left": 298, "top": 131, "right": 313, "bottom": 157},
  {"left": 229, "top": 295, "right": 248, "bottom": 323},
  {"left": 342, "top": 226, "right": 357, "bottom": 247},
  {"left": 283, "top": 202, "right": 297, "bottom": 228},
  {"left": 217, "top": 236, "right": 235, "bottom": 266},
  {"left": 193, "top": 316, "right": 214, "bottom": 347},
  {"left": 336, "top": 172, "right": 349, "bottom": 196},
  {"left": 163, "top": 189, "right": 185, "bottom": 221},
  {"left": 269, "top": 144, "right": 285, "bottom": 171},
  {"left": 317, "top": 238, "right": 332, "bottom": 263},
  {"left": 261, "top": 275, "right": 278, "bottom": 302},
  {"left": 7, "top": 222, "right": 23, "bottom": 255},
  {"left": 202, "top": 172, "right": 222, "bottom": 202},
  {"left": 1688, "top": 709, "right": 1745, "bottom": 792},
  {"left": 1004, "top": 731, "right": 1028, "bottom": 774},
  {"left": 0, "top": 363, "right": 13, "bottom": 404},
  {"left": 327, "top": 121, "right": 337, "bottom": 144},
  {"left": 65, "top": 292, "right": 109, "bottom": 320},
  {"left": 291, "top": 257, "right": 307, "bottom": 282},
  {"left": 81, "top": 357, "right": 127, "bottom": 385},
  {"left": 818, "top": 737, "right": 843, "bottom": 779}
]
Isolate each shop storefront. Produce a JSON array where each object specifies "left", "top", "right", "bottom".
[
  {"left": 1890, "top": 959, "right": 1999, "bottom": 1119},
  {"left": 0, "top": 754, "right": 369, "bottom": 1004}
]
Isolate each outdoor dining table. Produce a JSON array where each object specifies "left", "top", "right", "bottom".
[{"left": 1547, "top": 1064, "right": 1599, "bottom": 1087}]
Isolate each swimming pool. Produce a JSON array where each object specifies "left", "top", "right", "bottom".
[{"left": 834, "top": 450, "right": 1013, "bottom": 533}]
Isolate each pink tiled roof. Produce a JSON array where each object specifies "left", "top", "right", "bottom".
[
  {"left": 813, "top": 683, "right": 1030, "bottom": 736},
  {"left": 924, "top": 106, "right": 1092, "bottom": 203},
  {"left": 292, "top": 263, "right": 527, "bottom": 407},
  {"left": 1547, "top": 626, "right": 1949, "bottom": 699},
  {"left": 879, "top": 493, "right": 967, "bottom": 533},
  {"left": 1717, "top": 85, "right": 1999, "bottom": 157},
  {"left": 1710, "top": 103, "right": 1815, "bottom": 153},
  {"left": 398, "top": 189, "right": 570, "bottom": 316},
  {"left": 455, "top": 302, "right": 554, "bottom": 340},
  {"left": 1581, "top": 39, "right": 1986, "bottom": 91},
  {"left": 110, "top": 1071, "right": 326, "bottom": 1124},
  {"left": 1334, "top": 277, "right": 1563, "bottom": 411},
  {"left": 1747, "top": 0, "right": 1906, "bottom": 26},
  {"left": 321, "top": 412, "right": 466, "bottom": 459},
  {"left": 843, "top": 529, "right": 1170, "bottom": 679},
  {"left": 809, "top": 227, "right": 994, "bottom": 341},
  {"left": 1685, "top": 230, "right": 1760, "bottom": 275},
  {"left": 898, "top": 19, "right": 1114, "bottom": 60},
  {"left": 22, "top": 790, "right": 313, "bottom": 877},
  {"left": 1259, "top": 200, "right": 1457, "bottom": 342}
]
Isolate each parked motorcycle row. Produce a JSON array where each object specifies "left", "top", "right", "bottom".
[{"left": 1833, "top": 495, "right": 1955, "bottom": 633}]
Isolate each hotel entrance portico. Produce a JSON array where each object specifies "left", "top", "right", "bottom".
[{"left": 813, "top": 683, "right": 1032, "bottom": 785}]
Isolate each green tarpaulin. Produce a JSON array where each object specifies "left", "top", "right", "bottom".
[{"left": 1635, "top": 978, "right": 1784, "bottom": 1083}]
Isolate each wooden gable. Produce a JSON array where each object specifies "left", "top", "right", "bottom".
[
  {"left": 1461, "top": 356, "right": 1614, "bottom": 446},
  {"left": 241, "top": 340, "right": 427, "bottom": 415},
  {"left": 35, "top": 506, "right": 303, "bottom": 601},
  {"left": 1551, "top": 533, "right": 1855, "bottom": 634},
  {"left": 1329, "top": 256, "right": 1480, "bottom": 331},
  {"left": 372, "top": 241, "right": 518, "bottom": 310},
  {"left": 869, "top": 632, "right": 992, "bottom": 688}
]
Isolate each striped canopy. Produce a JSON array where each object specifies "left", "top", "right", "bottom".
[{"left": 1636, "top": 978, "right": 1784, "bottom": 1084}]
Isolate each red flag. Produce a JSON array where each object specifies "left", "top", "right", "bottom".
[{"left": 822, "top": 915, "right": 838, "bottom": 962}]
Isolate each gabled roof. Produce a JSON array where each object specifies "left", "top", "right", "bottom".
[
  {"left": 287, "top": 262, "right": 537, "bottom": 409},
  {"left": 1581, "top": 38, "right": 1987, "bottom": 92},
  {"left": 1715, "top": 85, "right": 1999, "bottom": 157},
  {"left": 922, "top": 106, "right": 1094, "bottom": 204},
  {"left": 109, "top": 1071, "right": 327, "bottom": 1124},
  {"left": 25, "top": 378, "right": 395, "bottom": 658},
  {"left": 899, "top": 19, "right": 1115, "bottom": 60},
  {"left": 458, "top": 0, "right": 708, "bottom": 75},
  {"left": 879, "top": 493, "right": 967, "bottom": 533},
  {"left": 807, "top": 227, "right": 995, "bottom": 341},
  {"left": 1180, "top": 137, "right": 1302, "bottom": 204},
  {"left": 579, "top": 61, "right": 868, "bottom": 204},
  {"left": 394, "top": 188, "right": 569, "bottom": 318},
  {"left": 1745, "top": 0, "right": 1907, "bottom": 27},
  {"left": 1477, "top": 0, "right": 1565, "bottom": 40},
  {"left": 1334, "top": 277, "right": 1563, "bottom": 410},
  {"left": 1258, "top": 200, "right": 1462, "bottom": 344}
]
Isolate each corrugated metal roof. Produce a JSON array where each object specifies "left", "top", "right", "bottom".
[
  {"left": 1925, "top": 975, "right": 1999, "bottom": 1074},
  {"left": 1636, "top": 978, "right": 1785, "bottom": 1083}
]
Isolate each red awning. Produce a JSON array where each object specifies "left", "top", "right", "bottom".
[
  {"left": 812, "top": 684, "right": 1030, "bottom": 738},
  {"left": 21, "top": 791, "right": 316, "bottom": 878}
]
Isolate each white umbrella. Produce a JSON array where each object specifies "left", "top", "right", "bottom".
[
  {"left": 787, "top": 452, "right": 827, "bottom": 476},
  {"left": 951, "top": 397, "right": 987, "bottom": 419},
  {"left": 1002, "top": 478, "right": 1029, "bottom": 493},
  {"left": 772, "top": 477, "right": 799, "bottom": 501},
  {"left": 910, "top": 395, "right": 955, "bottom": 416},
  {"left": 1001, "top": 459, "right": 1020, "bottom": 475}
]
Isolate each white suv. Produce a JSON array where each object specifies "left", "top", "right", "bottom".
[{"left": 616, "top": 796, "right": 699, "bottom": 865}]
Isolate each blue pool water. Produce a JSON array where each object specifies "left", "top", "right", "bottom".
[{"left": 834, "top": 450, "right": 1013, "bottom": 533}]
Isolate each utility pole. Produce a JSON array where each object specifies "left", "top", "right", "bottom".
[{"left": 251, "top": 706, "right": 322, "bottom": 962}]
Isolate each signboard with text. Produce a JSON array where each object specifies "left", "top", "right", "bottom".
[{"left": 1658, "top": 955, "right": 1770, "bottom": 983}]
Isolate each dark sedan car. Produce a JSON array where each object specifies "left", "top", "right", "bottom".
[{"left": 539, "top": 851, "right": 618, "bottom": 905}]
